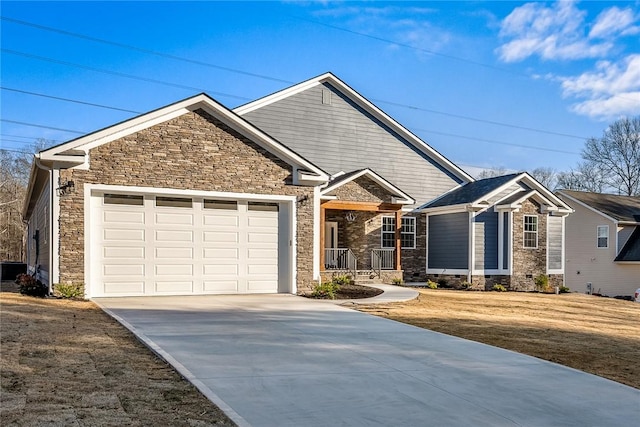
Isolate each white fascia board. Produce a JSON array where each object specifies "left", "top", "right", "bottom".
[
  {"left": 557, "top": 191, "right": 618, "bottom": 223},
  {"left": 519, "top": 173, "right": 573, "bottom": 210},
  {"left": 235, "top": 73, "right": 473, "bottom": 184},
  {"left": 40, "top": 94, "right": 328, "bottom": 183},
  {"left": 423, "top": 204, "right": 469, "bottom": 215},
  {"left": 476, "top": 174, "right": 525, "bottom": 206},
  {"left": 321, "top": 168, "right": 414, "bottom": 204}
]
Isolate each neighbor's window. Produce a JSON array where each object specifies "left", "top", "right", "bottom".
[
  {"left": 523, "top": 215, "right": 538, "bottom": 248},
  {"left": 597, "top": 225, "right": 609, "bottom": 248},
  {"left": 381, "top": 216, "right": 416, "bottom": 249}
]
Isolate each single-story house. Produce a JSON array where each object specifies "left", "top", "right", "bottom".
[
  {"left": 556, "top": 190, "right": 640, "bottom": 297},
  {"left": 23, "top": 72, "right": 571, "bottom": 298}
]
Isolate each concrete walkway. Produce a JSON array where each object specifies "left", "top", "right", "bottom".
[{"left": 96, "top": 294, "right": 639, "bottom": 427}]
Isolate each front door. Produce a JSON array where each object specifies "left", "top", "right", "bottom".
[{"left": 324, "top": 221, "right": 338, "bottom": 269}]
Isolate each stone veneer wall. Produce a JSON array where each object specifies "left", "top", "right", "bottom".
[
  {"left": 329, "top": 176, "right": 392, "bottom": 203},
  {"left": 58, "top": 109, "right": 316, "bottom": 293},
  {"left": 401, "top": 213, "right": 426, "bottom": 281},
  {"left": 511, "top": 199, "right": 549, "bottom": 291}
]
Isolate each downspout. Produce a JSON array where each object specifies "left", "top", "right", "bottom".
[{"left": 34, "top": 156, "right": 54, "bottom": 294}]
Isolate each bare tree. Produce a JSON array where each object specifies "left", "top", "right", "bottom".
[
  {"left": 556, "top": 162, "right": 607, "bottom": 193},
  {"left": 581, "top": 116, "right": 640, "bottom": 196},
  {"left": 0, "top": 139, "right": 52, "bottom": 261},
  {"left": 476, "top": 167, "right": 508, "bottom": 179},
  {"left": 529, "top": 167, "right": 557, "bottom": 189}
]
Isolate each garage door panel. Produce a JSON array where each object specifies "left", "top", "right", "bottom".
[
  {"left": 155, "top": 264, "right": 193, "bottom": 275},
  {"left": 104, "top": 247, "right": 145, "bottom": 259},
  {"left": 203, "top": 248, "right": 238, "bottom": 259},
  {"left": 203, "top": 280, "right": 238, "bottom": 292},
  {"left": 104, "top": 264, "right": 145, "bottom": 276},
  {"left": 155, "top": 212, "right": 194, "bottom": 225},
  {"left": 156, "top": 247, "right": 193, "bottom": 259},
  {"left": 104, "top": 229, "right": 145, "bottom": 241},
  {"left": 103, "top": 282, "right": 145, "bottom": 295},
  {"left": 203, "top": 215, "right": 239, "bottom": 227},
  {"left": 155, "top": 230, "right": 193, "bottom": 242},
  {"left": 203, "top": 264, "right": 238, "bottom": 275},
  {"left": 155, "top": 281, "right": 193, "bottom": 293},
  {"left": 203, "top": 231, "right": 238, "bottom": 243},
  {"left": 93, "top": 192, "right": 284, "bottom": 297},
  {"left": 104, "top": 210, "right": 145, "bottom": 224}
]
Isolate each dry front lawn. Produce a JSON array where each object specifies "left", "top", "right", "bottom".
[
  {"left": 355, "top": 289, "right": 640, "bottom": 389},
  {"left": 0, "top": 292, "right": 236, "bottom": 426}
]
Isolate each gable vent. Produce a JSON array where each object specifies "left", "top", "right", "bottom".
[{"left": 322, "top": 89, "right": 332, "bottom": 105}]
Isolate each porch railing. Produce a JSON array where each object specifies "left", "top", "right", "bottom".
[
  {"left": 371, "top": 248, "right": 395, "bottom": 277},
  {"left": 324, "top": 248, "right": 358, "bottom": 275}
]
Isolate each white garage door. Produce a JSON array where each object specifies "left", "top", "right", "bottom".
[{"left": 91, "top": 192, "right": 282, "bottom": 297}]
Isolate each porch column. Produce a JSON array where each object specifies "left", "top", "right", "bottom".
[
  {"left": 395, "top": 209, "right": 402, "bottom": 271},
  {"left": 320, "top": 204, "right": 326, "bottom": 271}
]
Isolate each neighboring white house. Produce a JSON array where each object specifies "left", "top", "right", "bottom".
[{"left": 557, "top": 190, "right": 640, "bottom": 297}]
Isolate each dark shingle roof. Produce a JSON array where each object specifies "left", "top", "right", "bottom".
[
  {"left": 425, "top": 173, "right": 520, "bottom": 208},
  {"left": 559, "top": 190, "right": 640, "bottom": 223},
  {"left": 615, "top": 226, "right": 640, "bottom": 262}
]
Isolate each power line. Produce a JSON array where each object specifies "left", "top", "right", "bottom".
[
  {"left": 0, "top": 133, "right": 62, "bottom": 142},
  {"left": 1, "top": 87, "right": 142, "bottom": 114},
  {"left": 1, "top": 16, "right": 294, "bottom": 85},
  {"left": 413, "top": 127, "right": 581, "bottom": 155},
  {"left": 379, "top": 99, "right": 589, "bottom": 140},
  {"left": 0, "top": 119, "right": 85, "bottom": 134},
  {"left": 1, "top": 49, "right": 251, "bottom": 101}
]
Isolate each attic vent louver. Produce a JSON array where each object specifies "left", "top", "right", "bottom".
[{"left": 322, "top": 89, "right": 332, "bottom": 105}]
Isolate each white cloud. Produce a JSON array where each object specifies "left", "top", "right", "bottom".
[
  {"left": 589, "top": 6, "right": 640, "bottom": 39},
  {"left": 560, "top": 54, "right": 640, "bottom": 119},
  {"left": 495, "top": 0, "right": 638, "bottom": 62}
]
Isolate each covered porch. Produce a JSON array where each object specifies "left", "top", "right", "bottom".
[{"left": 318, "top": 169, "right": 415, "bottom": 284}]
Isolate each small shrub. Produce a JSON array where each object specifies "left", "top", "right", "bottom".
[
  {"left": 426, "top": 280, "right": 438, "bottom": 289},
  {"left": 54, "top": 283, "right": 84, "bottom": 299},
  {"left": 391, "top": 278, "right": 404, "bottom": 285},
  {"left": 459, "top": 281, "right": 472, "bottom": 290},
  {"left": 332, "top": 274, "right": 353, "bottom": 286},
  {"left": 559, "top": 286, "right": 570, "bottom": 294},
  {"left": 16, "top": 273, "right": 48, "bottom": 298},
  {"left": 492, "top": 284, "right": 507, "bottom": 292},
  {"left": 311, "top": 282, "right": 341, "bottom": 299},
  {"left": 534, "top": 274, "right": 550, "bottom": 292}
]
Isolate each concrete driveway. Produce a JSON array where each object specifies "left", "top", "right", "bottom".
[{"left": 96, "top": 294, "right": 639, "bottom": 427}]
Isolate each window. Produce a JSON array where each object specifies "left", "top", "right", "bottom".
[
  {"left": 204, "top": 200, "right": 237, "bottom": 210},
  {"left": 381, "top": 217, "right": 395, "bottom": 248},
  {"left": 104, "top": 194, "right": 144, "bottom": 206},
  {"left": 523, "top": 215, "right": 538, "bottom": 248},
  {"left": 597, "top": 225, "right": 608, "bottom": 248},
  {"left": 156, "top": 196, "right": 192, "bottom": 208},
  {"left": 248, "top": 202, "right": 279, "bottom": 211},
  {"left": 381, "top": 216, "right": 416, "bottom": 249}
]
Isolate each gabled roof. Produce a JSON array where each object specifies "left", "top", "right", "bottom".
[
  {"left": 321, "top": 169, "right": 415, "bottom": 205},
  {"left": 422, "top": 172, "right": 573, "bottom": 214},
  {"left": 234, "top": 72, "right": 474, "bottom": 184},
  {"left": 557, "top": 190, "right": 640, "bottom": 224},
  {"left": 615, "top": 226, "right": 640, "bottom": 262},
  {"left": 23, "top": 93, "right": 330, "bottom": 218},
  {"left": 424, "top": 173, "right": 519, "bottom": 208}
]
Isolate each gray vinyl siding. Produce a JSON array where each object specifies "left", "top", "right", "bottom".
[
  {"left": 548, "top": 216, "right": 563, "bottom": 270},
  {"left": 27, "top": 179, "right": 50, "bottom": 282},
  {"left": 488, "top": 182, "right": 529, "bottom": 205},
  {"left": 428, "top": 213, "right": 469, "bottom": 269},
  {"left": 474, "top": 210, "right": 498, "bottom": 270},
  {"left": 503, "top": 212, "right": 509, "bottom": 269},
  {"left": 241, "top": 83, "right": 465, "bottom": 206}
]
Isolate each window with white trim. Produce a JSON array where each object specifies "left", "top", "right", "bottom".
[
  {"left": 523, "top": 215, "right": 538, "bottom": 248},
  {"left": 381, "top": 216, "right": 416, "bottom": 249},
  {"left": 597, "top": 225, "right": 608, "bottom": 248}
]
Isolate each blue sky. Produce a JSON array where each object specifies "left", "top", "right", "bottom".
[{"left": 1, "top": 1, "right": 639, "bottom": 177}]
